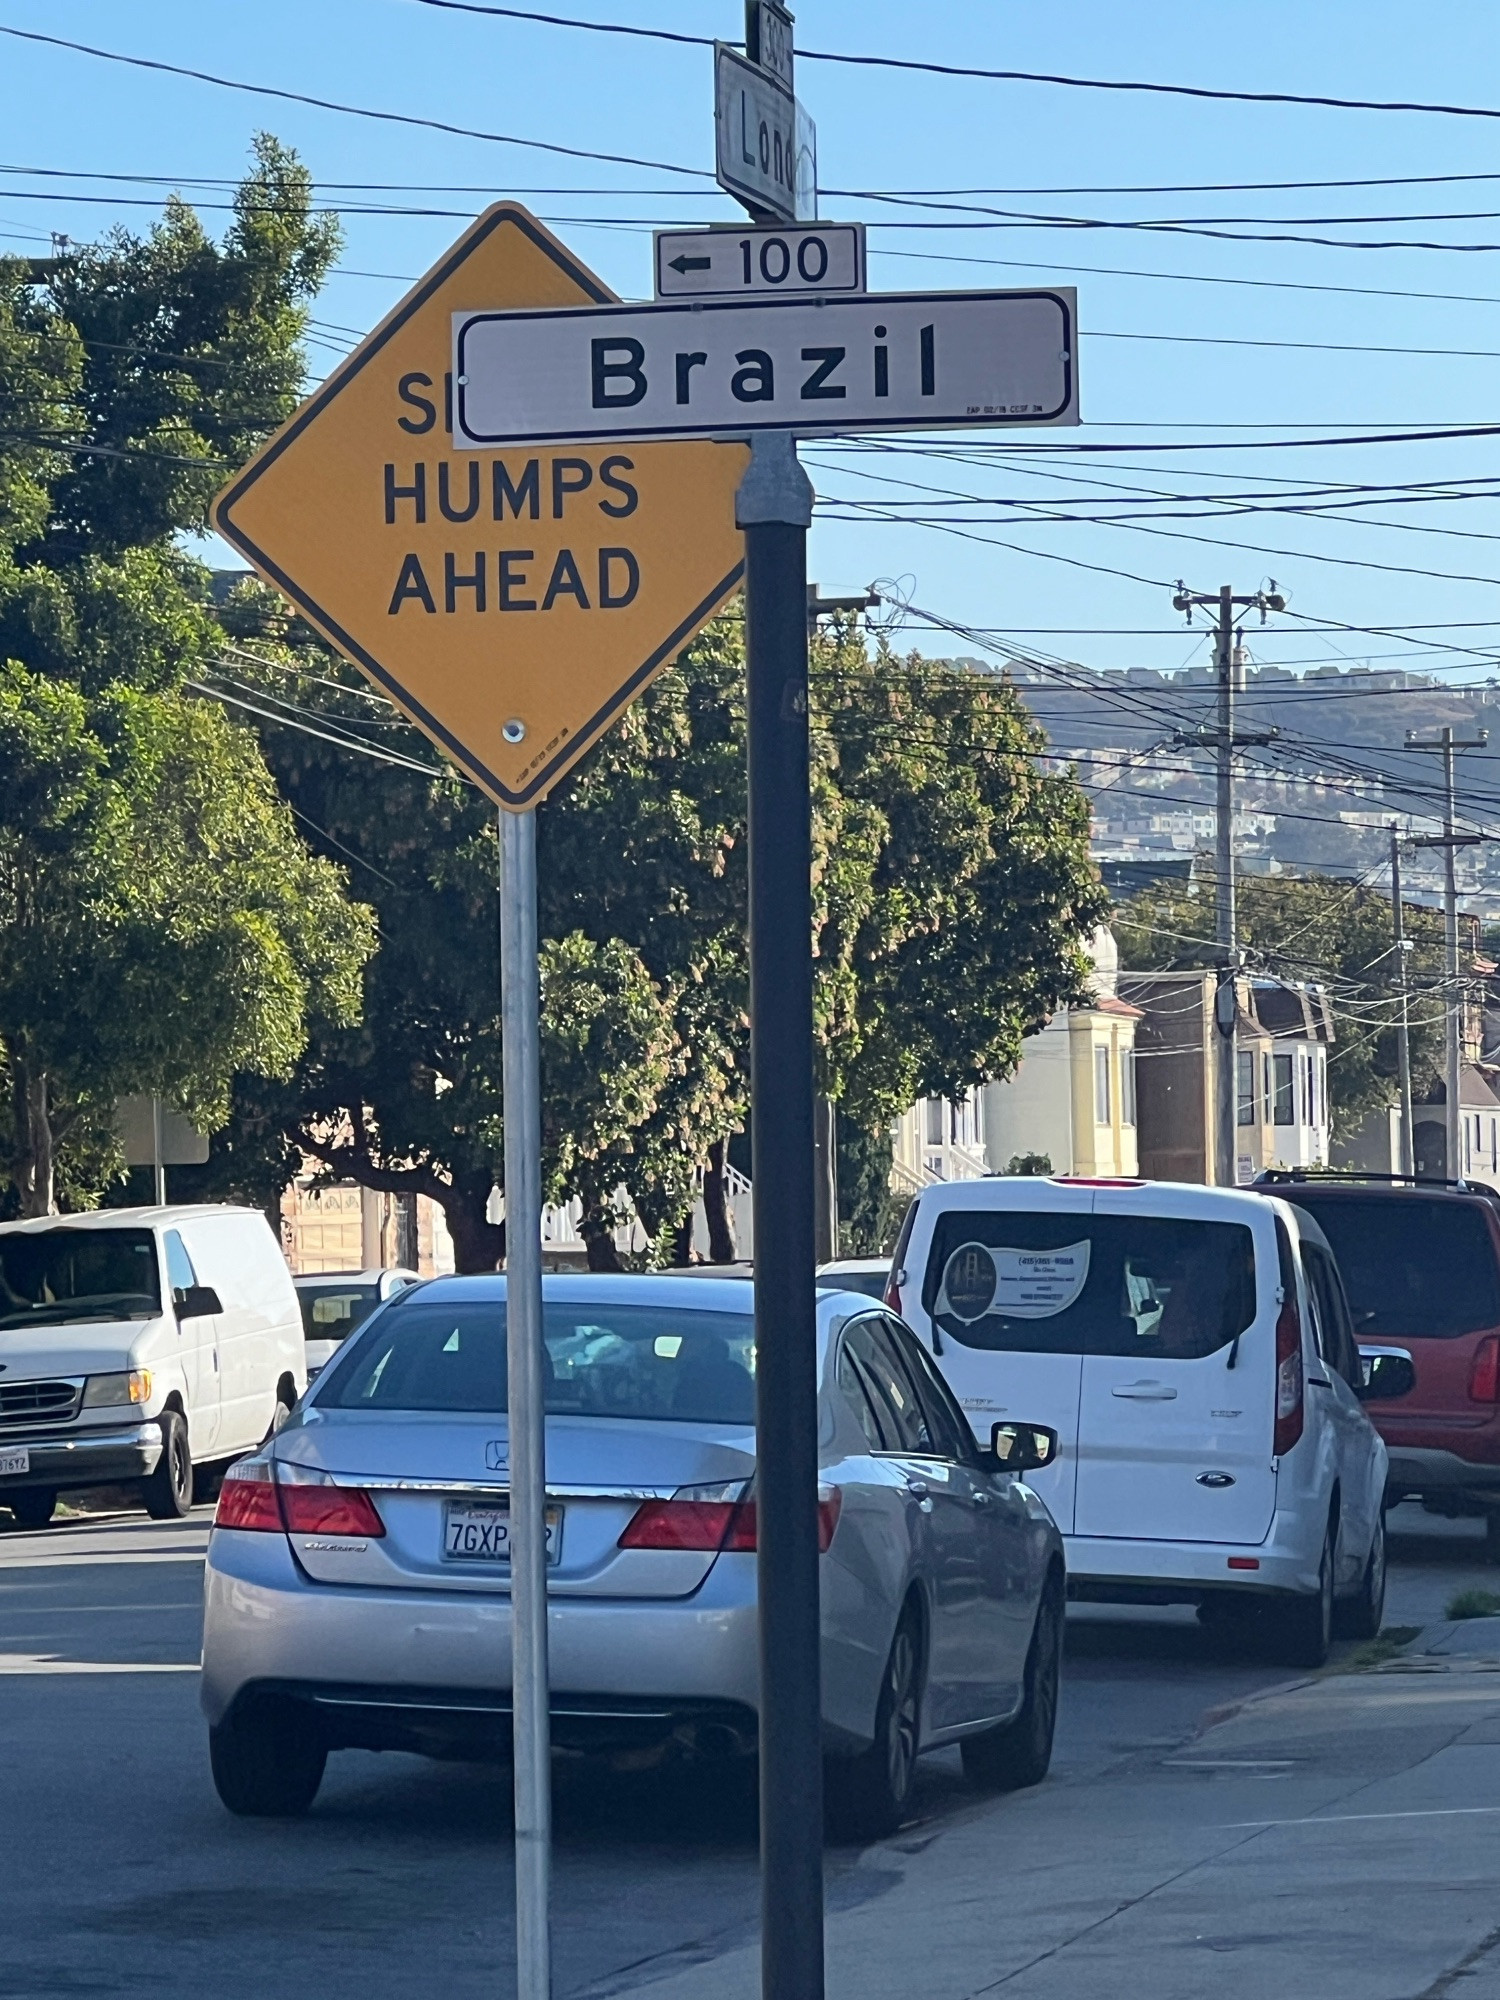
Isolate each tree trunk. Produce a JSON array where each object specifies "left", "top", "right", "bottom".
[
  {"left": 583, "top": 1219, "right": 624, "bottom": 1273},
  {"left": 670, "top": 1213, "right": 695, "bottom": 1267},
  {"left": 443, "top": 1184, "right": 506, "bottom": 1274},
  {"left": 702, "top": 1138, "right": 737, "bottom": 1264},
  {"left": 10, "top": 1053, "right": 56, "bottom": 1218}
]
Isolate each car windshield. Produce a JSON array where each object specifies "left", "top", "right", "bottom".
[
  {"left": 0, "top": 1228, "right": 162, "bottom": 1331},
  {"left": 317, "top": 1298, "right": 757, "bottom": 1423},
  {"left": 922, "top": 1210, "right": 1257, "bottom": 1359},
  {"left": 821, "top": 1269, "right": 889, "bottom": 1299},
  {"left": 1286, "top": 1194, "right": 1500, "bottom": 1340},
  {"left": 298, "top": 1282, "right": 382, "bottom": 1345}
]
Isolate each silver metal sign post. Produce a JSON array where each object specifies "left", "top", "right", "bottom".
[{"left": 499, "top": 802, "right": 552, "bottom": 2000}]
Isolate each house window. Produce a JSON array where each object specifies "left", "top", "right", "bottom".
[
  {"left": 1121, "top": 1048, "right": 1137, "bottom": 1128},
  {"left": 1236, "top": 1050, "right": 1256, "bottom": 1127},
  {"left": 1316, "top": 1050, "right": 1327, "bottom": 1128},
  {"left": 1273, "top": 1053, "right": 1295, "bottom": 1125},
  {"left": 1264, "top": 1052, "right": 1273, "bottom": 1119},
  {"left": 1094, "top": 1045, "right": 1111, "bottom": 1125},
  {"left": 925, "top": 1098, "right": 943, "bottom": 1146}
]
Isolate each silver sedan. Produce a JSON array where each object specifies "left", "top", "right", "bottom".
[{"left": 200, "top": 1274, "right": 1064, "bottom": 1839}]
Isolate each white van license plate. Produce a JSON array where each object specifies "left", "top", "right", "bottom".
[
  {"left": 443, "top": 1500, "right": 561, "bottom": 1563},
  {"left": 0, "top": 1448, "right": 31, "bottom": 1477}
]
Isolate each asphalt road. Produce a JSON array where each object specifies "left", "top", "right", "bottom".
[{"left": 0, "top": 1503, "right": 1493, "bottom": 2000}]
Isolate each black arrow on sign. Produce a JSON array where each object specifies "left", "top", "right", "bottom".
[{"left": 669, "top": 254, "right": 713, "bottom": 274}]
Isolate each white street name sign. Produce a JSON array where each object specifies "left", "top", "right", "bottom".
[
  {"left": 655, "top": 223, "right": 864, "bottom": 299},
  {"left": 453, "top": 289, "right": 1079, "bottom": 446},
  {"left": 714, "top": 44, "right": 816, "bottom": 223}
]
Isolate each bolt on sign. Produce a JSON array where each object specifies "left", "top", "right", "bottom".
[{"left": 212, "top": 204, "right": 749, "bottom": 808}]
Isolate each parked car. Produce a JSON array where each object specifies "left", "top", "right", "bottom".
[
  {"left": 886, "top": 1176, "right": 1411, "bottom": 1666},
  {"left": 1254, "top": 1172, "right": 1500, "bottom": 1553},
  {"left": 0, "top": 1205, "right": 306, "bottom": 1529},
  {"left": 817, "top": 1257, "right": 891, "bottom": 1300},
  {"left": 294, "top": 1268, "right": 419, "bottom": 1379},
  {"left": 201, "top": 1274, "right": 1064, "bottom": 1835}
]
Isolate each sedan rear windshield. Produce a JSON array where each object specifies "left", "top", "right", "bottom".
[
  {"left": 1285, "top": 1194, "right": 1500, "bottom": 1340},
  {"left": 923, "top": 1211, "right": 1257, "bottom": 1359},
  {"left": 317, "top": 1300, "right": 757, "bottom": 1423},
  {"left": 0, "top": 1228, "right": 162, "bottom": 1331},
  {"left": 298, "top": 1282, "right": 381, "bottom": 1344}
]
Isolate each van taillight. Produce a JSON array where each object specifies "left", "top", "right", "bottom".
[
  {"left": 1273, "top": 1290, "right": 1305, "bottom": 1457},
  {"left": 1471, "top": 1337, "right": 1500, "bottom": 1403},
  {"left": 883, "top": 1271, "right": 902, "bottom": 1315}
]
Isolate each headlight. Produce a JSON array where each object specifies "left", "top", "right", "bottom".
[{"left": 81, "top": 1370, "right": 153, "bottom": 1409}]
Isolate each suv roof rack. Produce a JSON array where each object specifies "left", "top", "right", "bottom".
[{"left": 1252, "top": 1168, "right": 1500, "bottom": 1199}]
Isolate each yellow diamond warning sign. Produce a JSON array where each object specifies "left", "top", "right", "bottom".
[{"left": 212, "top": 204, "right": 748, "bottom": 808}]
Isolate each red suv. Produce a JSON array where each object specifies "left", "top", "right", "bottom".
[{"left": 1255, "top": 1173, "right": 1500, "bottom": 1553}]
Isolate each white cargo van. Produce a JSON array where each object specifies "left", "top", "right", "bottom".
[
  {"left": 0, "top": 1206, "right": 305, "bottom": 1529},
  {"left": 888, "top": 1177, "right": 1410, "bottom": 1666}
]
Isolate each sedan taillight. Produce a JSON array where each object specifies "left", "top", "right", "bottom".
[
  {"left": 213, "top": 1459, "right": 385, "bottom": 1537},
  {"left": 214, "top": 1459, "right": 281, "bottom": 1532},
  {"left": 619, "top": 1486, "right": 841, "bottom": 1554}
]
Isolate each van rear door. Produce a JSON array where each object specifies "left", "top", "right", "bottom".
[
  {"left": 914, "top": 1184, "right": 1096, "bottom": 1534},
  {"left": 1072, "top": 1188, "right": 1278, "bottom": 1545}
]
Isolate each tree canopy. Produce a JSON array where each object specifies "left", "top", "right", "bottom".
[
  {"left": 1114, "top": 871, "right": 1446, "bottom": 1135},
  {"left": 0, "top": 140, "right": 374, "bottom": 1215},
  {"left": 219, "top": 603, "right": 1105, "bottom": 1267}
]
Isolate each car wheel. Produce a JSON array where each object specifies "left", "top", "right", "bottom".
[
  {"left": 7, "top": 1488, "right": 58, "bottom": 1531},
  {"left": 261, "top": 1392, "right": 295, "bottom": 1447},
  {"left": 141, "top": 1411, "right": 193, "bottom": 1521},
  {"left": 209, "top": 1696, "right": 327, "bottom": 1818},
  {"left": 1333, "top": 1511, "right": 1386, "bottom": 1642},
  {"left": 961, "top": 1575, "right": 1063, "bottom": 1793},
  {"left": 1268, "top": 1522, "right": 1335, "bottom": 1669},
  {"left": 825, "top": 1608, "right": 922, "bottom": 1843}
]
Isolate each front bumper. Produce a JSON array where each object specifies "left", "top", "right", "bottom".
[
  {"left": 200, "top": 1526, "right": 762, "bottom": 1740},
  {"left": 0, "top": 1421, "right": 162, "bottom": 1491},
  {"left": 1065, "top": 1510, "right": 1322, "bottom": 1603}
]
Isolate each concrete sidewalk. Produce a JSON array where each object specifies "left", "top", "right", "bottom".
[{"left": 609, "top": 1632, "right": 1500, "bottom": 2000}]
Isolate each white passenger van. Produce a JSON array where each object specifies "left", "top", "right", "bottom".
[
  {"left": 888, "top": 1177, "right": 1407, "bottom": 1666},
  {"left": 0, "top": 1206, "right": 306, "bottom": 1529}
]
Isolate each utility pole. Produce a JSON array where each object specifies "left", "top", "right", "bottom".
[
  {"left": 805, "top": 584, "right": 881, "bottom": 1264},
  {"left": 1389, "top": 825, "right": 1416, "bottom": 1178},
  {"left": 1171, "top": 582, "right": 1284, "bottom": 1187},
  {"left": 1406, "top": 726, "right": 1488, "bottom": 1178}
]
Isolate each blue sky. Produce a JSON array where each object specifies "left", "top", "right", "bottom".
[{"left": 7, "top": 0, "right": 1500, "bottom": 683}]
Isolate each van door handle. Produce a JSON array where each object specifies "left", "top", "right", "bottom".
[
  {"left": 970, "top": 1487, "right": 992, "bottom": 1507},
  {"left": 905, "top": 1476, "right": 934, "bottom": 1513},
  {"left": 1111, "top": 1382, "right": 1178, "bottom": 1400}
]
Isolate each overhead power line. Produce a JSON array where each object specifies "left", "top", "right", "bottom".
[
  {"left": 0, "top": 25, "right": 713, "bottom": 180},
  {"left": 402, "top": 0, "right": 1500, "bottom": 124}
]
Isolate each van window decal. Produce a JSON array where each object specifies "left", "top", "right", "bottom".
[{"left": 936, "top": 1241, "right": 1092, "bottom": 1322}]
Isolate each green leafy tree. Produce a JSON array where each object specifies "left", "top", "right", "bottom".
[
  {"left": 220, "top": 610, "right": 1105, "bottom": 1269},
  {"left": 0, "top": 143, "right": 374, "bottom": 1214},
  {"left": 1114, "top": 873, "right": 1446, "bottom": 1134}
]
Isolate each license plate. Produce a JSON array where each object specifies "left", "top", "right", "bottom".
[
  {"left": 0, "top": 1447, "right": 30, "bottom": 1478},
  {"left": 443, "top": 1499, "right": 562, "bottom": 1564}
]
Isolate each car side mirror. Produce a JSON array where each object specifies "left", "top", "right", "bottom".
[
  {"left": 1358, "top": 1348, "right": 1415, "bottom": 1402},
  {"left": 987, "top": 1422, "right": 1060, "bottom": 1475},
  {"left": 174, "top": 1284, "right": 222, "bottom": 1321}
]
